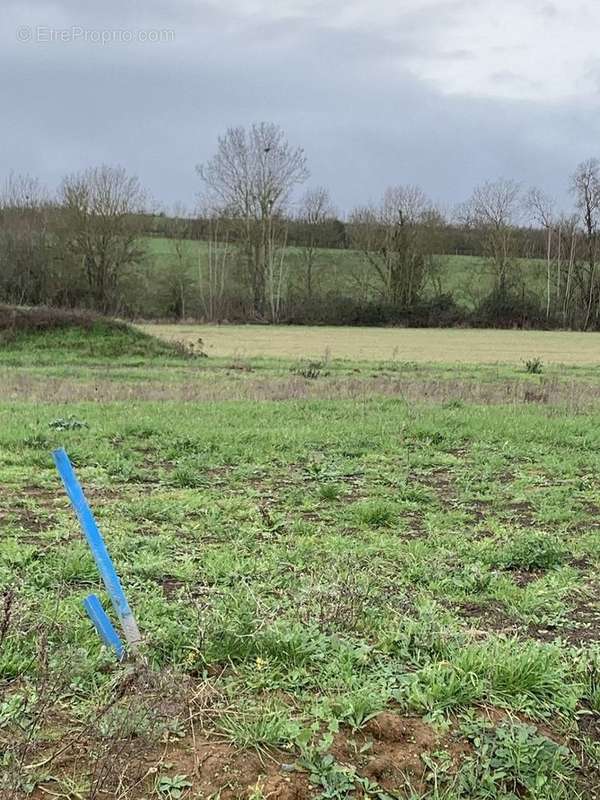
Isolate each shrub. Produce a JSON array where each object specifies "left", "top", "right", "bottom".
[
  {"left": 472, "top": 287, "right": 546, "bottom": 329},
  {"left": 292, "top": 360, "right": 326, "bottom": 379},
  {"left": 524, "top": 356, "right": 544, "bottom": 374}
]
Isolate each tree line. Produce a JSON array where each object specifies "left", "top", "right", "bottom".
[{"left": 2, "top": 121, "right": 600, "bottom": 329}]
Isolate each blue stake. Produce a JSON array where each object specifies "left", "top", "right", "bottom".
[
  {"left": 84, "top": 594, "right": 124, "bottom": 659},
  {"left": 53, "top": 448, "right": 141, "bottom": 650}
]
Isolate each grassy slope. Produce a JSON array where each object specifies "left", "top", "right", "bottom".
[
  {"left": 0, "top": 309, "right": 192, "bottom": 366},
  {"left": 0, "top": 330, "right": 598, "bottom": 799},
  {"left": 144, "top": 237, "right": 548, "bottom": 307}
]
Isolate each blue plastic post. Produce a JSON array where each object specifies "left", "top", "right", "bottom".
[
  {"left": 52, "top": 448, "right": 141, "bottom": 650},
  {"left": 84, "top": 594, "right": 124, "bottom": 659}
]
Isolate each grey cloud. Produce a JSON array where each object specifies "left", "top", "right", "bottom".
[
  {"left": 438, "top": 49, "right": 476, "bottom": 61},
  {"left": 539, "top": 2, "right": 558, "bottom": 18},
  {"left": 489, "top": 70, "right": 542, "bottom": 90},
  {"left": 0, "top": 0, "right": 596, "bottom": 214}
]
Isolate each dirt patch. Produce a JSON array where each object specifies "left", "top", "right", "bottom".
[
  {"left": 504, "top": 500, "right": 535, "bottom": 526},
  {"left": 511, "top": 569, "right": 545, "bottom": 587},
  {"left": 531, "top": 594, "right": 600, "bottom": 644},
  {"left": 413, "top": 468, "right": 460, "bottom": 510},
  {"left": 194, "top": 745, "right": 310, "bottom": 800},
  {"left": 466, "top": 500, "right": 489, "bottom": 523},
  {"left": 20, "top": 486, "right": 62, "bottom": 505},
  {"left": 331, "top": 712, "right": 469, "bottom": 796},
  {"left": 31, "top": 737, "right": 310, "bottom": 800},
  {"left": 24, "top": 708, "right": 464, "bottom": 800},
  {"left": 578, "top": 707, "right": 600, "bottom": 743},
  {"left": 403, "top": 511, "right": 427, "bottom": 538},
  {"left": 457, "top": 601, "right": 521, "bottom": 636},
  {"left": 423, "top": 469, "right": 456, "bottom": 502},
  {"left": 20, "top": 703, "right": 591, "bottom": 800}
]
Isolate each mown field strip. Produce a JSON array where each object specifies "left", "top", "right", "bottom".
[{"left": 141, "top": 324, "right": 600, "bottom": 365}]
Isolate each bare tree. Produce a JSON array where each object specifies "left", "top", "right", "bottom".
[
  {"left": 350, "top": 185, "right": 432, "bottom": 306},
  {"left": 460, "top": 179, "right": 521, "bottom": 291},
  {"left": 526, "top": 187, "right": 555, "bottom": 320},
  {"left": 2, "top": 172, "right": 49, "bottom": 210},
  {"left": 0, "top": 173, "right": 52, "bottom": 305},
  {"left": 58, "top": 165, "right": 147, "bottom": 313},
  {"left": 198, "top": 213, "right": 232, "bottom": 321},
  {"left": 266, "top": 227, "right": 289, "bottom": 323},
  {"left": 197, "top": 122, "right": 309, "bottom": 318},
  {"left": 296, "top": 186, "right": 335, "bottom": 301},
  {"left": 159, "top": 206, "right": 197, "bottom": 319},
  {"left": 558, "top": 213, "right": 579, "bottom": 325},
  {"left": 570, "top": 159, "right": 600, "bottom": 328}
]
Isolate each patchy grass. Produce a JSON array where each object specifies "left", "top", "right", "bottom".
[{"left": 0, "top": 342, "right": 599, "bottom": 798}]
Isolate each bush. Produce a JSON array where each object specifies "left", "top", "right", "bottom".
[
  {"left": 524, "top": 356, "right": 544, "bottom": 374},
  {"left": 472, "top": 287, "right": 546, "bottom": 329},
  {"left": 291, "top": 360, "right": 327, "bottom": 379},
  {"left": 283, "top": 293, "right": 465, "bottom": 327}
]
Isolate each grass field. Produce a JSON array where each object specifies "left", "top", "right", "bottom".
[
  {"left": 144, "top": 238, "right": 548, "bottom": 310},
  {"left": 141, "top": 324, "right": 600, "bottom": 365},
  {"left": 1, "top": 320, "right": 599, "bottom": 799}
]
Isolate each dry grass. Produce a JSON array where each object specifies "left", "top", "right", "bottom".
[
  {"left": 2, "top": 371, "right": 597, "bottom": 408},
  {"left": 140, "top": 324, "right": 600, "bottom": 365}
]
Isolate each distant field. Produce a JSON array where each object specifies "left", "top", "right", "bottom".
[
  {"left": 142, "top": 324, "right": 600, "bottom": 365},
  {"left": 144, "top": 237, "right": 547, "bottom": 308}
]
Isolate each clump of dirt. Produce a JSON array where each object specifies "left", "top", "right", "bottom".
[
  {"left": 191, "top": 744, "right": 311, "bottom": 799},
  {"left": 160, "top": 712, "right": 468, "bottom": 799},
  {"left": 322, "top": 712, "right": 468, "bottom": 797}
]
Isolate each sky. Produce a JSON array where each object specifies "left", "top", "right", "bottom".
[{"left": 1, "top": 0, "right": 600, "bottom": 215}]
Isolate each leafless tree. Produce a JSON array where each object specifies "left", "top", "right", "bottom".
[
  {"left": 297, "top": 186, "right": 336, "bottom": 300},
  {"left": 526, "top": 187, "right": 555, "bottom": 320},
  {"left": 557, "top": 213, "right": 579, "bottom": 324},
  {"left": 570, "top": 159, "right": 600, "bottom": 328},
  {"left": 459, "top": 179, "right": 521, "bottom": 291},
  {"left": 266, "top": 227, "right": 289, "bottom": 323},
  {"left": 2, "top": 172, "right": 49, "bottom": 210},
  {"left": 58, "top": 165, "right": 147, "bottom": 313},
  {"left": 0, "top": 173, "right": 52, "bottom": 305},
  {"left": 197, "top": 122, "right": 309, "bottom": 318},
  {"left": 350, "top": 185, "right": 432, "bottom": 306},
  {"left": 159, "top": 206, "right": 197, "bottom": 319},
  {"left": 198, "top": 213, "right": 232, "bottom": 321}
]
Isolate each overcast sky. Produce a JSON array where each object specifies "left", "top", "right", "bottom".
[{"left": 2, "top": 0, "right": 599, "bottom": 215}]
